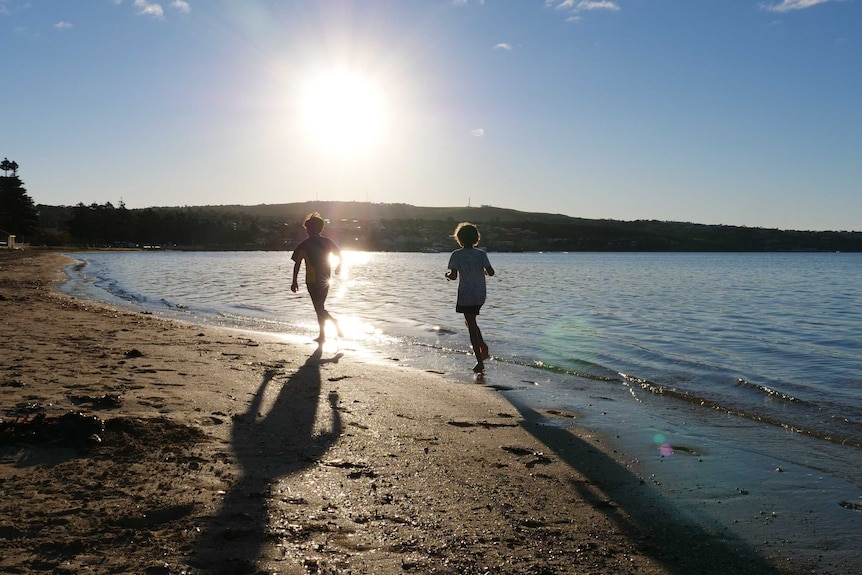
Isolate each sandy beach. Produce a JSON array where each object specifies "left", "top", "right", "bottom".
[{"left": 0, "top": 250, "right": 819, "bottom": 575}]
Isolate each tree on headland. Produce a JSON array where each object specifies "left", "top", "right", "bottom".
[
  {"left": 1, "top": 158, "right": 19, "bottom": 177},
  {"left": 0, "top": 160, "right": 39, "bottom": 238}
]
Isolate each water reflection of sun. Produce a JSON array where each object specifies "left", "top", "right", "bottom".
[
  {"left": 331, "top": 250, "right": 376, "bottom": 341},
  {"left": 331, "top": 249, "right": 372, "bottom": 282}
]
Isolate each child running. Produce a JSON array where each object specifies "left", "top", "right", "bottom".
[
  {"left": 291, "top": 212, "right": 343, "bottom": 344},
  {"left": 445, "top": 222, "right": 495, "bottom": 373}
]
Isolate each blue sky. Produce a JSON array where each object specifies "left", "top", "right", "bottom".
[{"left": 2, "top": 0, "right": 860, "bottom": 231}]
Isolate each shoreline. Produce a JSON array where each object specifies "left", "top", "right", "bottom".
[{"left": 0, "top": 251, "right": 828, "bottom": 574}]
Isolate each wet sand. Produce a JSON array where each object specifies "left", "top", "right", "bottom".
[{"left": 0, "top": 250, "right": 820, "bottom": 574}]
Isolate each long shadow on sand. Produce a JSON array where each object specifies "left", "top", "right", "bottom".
[
  {"left": 514, "top": 402, "right": 797, "bottom": 575},
  {"left": 190, "top": 346, "right": 342, "bottom": 574}
]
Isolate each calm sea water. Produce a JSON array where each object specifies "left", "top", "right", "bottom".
[
  {"left": 61, "top": 250, "right": 862, "bottom": 567},
  {"left": 61, "top": 251, "right": 862, "bottom": 445}
]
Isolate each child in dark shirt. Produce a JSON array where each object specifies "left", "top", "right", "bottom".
[{"left": 291, "top": 212, "right": 342, "bottom": 343}]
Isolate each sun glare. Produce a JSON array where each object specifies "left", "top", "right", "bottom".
[{"left": 297, "top": 69, "right": 387, "bottom": 157}]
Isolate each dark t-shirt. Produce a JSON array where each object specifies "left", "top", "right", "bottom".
[{"left": 292, "top": 235, "right": 338, "bottom": 285}]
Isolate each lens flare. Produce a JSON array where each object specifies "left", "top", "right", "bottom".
[{"left": 653, "top": 433, "right": 674, "bottom": 456}]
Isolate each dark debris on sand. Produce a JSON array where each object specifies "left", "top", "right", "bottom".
[
  {"left": 0, "top": 412, "right": 104, "bottom": 449},
  {"left": 0, "top": 415, "right": 218, "bottom": 575}
]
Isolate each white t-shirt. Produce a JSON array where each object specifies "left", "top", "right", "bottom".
[{"left": 447, "top": 247, "right": 491, "bottom": 307}]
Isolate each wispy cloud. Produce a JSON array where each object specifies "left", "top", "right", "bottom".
[
  {"left": 494, "top": 42, "right": 513, "bottom": 51},
  {"left": 1, "top": 0, "right": 26, "bottom": 17},
  {"left": 547, "top": 0, "right": 620, "bottom": 11},
  {"left": 576, "top": 1, "right": 620, "bottom": 10},
  {"left": 546, "top": 0, "right": 620, "bottom": 22},
  {"left": 171, "top": 0, "right": 190, "bottom": 14},
  {"left": 134, "top": 0, "right": 164, "bottom": 19},
  {"left": 54, "top": 21, "right": 73, "bottom": 30},
  {"left": 471, "top": 128, "right": 485, "bottom": 137},
  {"left": 129, "top": 0, "right": 189, "bottom": 19},
  {"left": 761, "top": 0, "right": 838, "bottom": 12}
]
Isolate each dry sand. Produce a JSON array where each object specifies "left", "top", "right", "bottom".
[{"left": 0, "top": 250, "right": 812, "bottom": 575}]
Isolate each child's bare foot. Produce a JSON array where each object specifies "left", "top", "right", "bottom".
[
  {"left": 479, "top": 343, "right": 490, "bottom": 360},
  {"left": 314, "top": 335, "right": 326, "bottom": 344},
  {"left": 472, "top": 362, "right": 485, "bottom": 373}
]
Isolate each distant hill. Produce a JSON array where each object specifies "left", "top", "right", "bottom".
[
  {"left": 183, "top": 201, "right": 862, "bottom": 251},
  {"left": 34, "top": 200, "right": 862, "bottom": 252},
  {"left": 195, "top": 201, "right": 578, "bottom": 224}
]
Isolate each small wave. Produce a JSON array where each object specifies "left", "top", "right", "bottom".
[
  {"left": 620, "top": 373, "right": 862, "bottom": 449},
  {"left": 412, "top": 340, "right": 624, "bottom": 383},
  {"left": 428, "top": 325, "right": 457, "bottom": 335},
  {"left": 158, "top": 298, "right": 189, "bottom": 311},
  {"left": 229, "top": 304, "right": 269, "bottom": 313},
  {"left": 525, "top": 359, "right": 621, "bottom": 382},
  {"left": 735, "top": 378, "right": 802, "bottom": 403}
]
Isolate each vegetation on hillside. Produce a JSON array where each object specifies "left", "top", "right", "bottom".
[
  {"left": 3, "top": 156, "right": 860, "bottom": 251},
  {"left": 28, "top": 200, "right": 862, "bottom": 252}
]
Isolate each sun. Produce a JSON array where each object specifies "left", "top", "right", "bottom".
[{"left": 297, "top": 69, "right": 387, "bottom": 157}]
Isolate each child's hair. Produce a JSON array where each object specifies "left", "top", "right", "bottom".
[
  {"left": 304, "top": 212, "right": 325, "bottom": 235},
  {"left": 453, "top": 222, "right": 480, "bottom": 247}
]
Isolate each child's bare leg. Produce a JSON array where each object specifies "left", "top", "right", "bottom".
[
  {"left": 328, "top": 311, "right": 343, "bottom": 337},
  {"left": 310, "top": 287, "right": 329, "bottom": 342},
  {"left": 464, "top": 314, "right": 485, "bottom": 372},
  {"left": 313, "top": 310, "right": 327, "bottom": 342},
  {"left": 475, "top": 325, "right": 490, "bottom": 359},
  {"left": 324, "top": 310, "right": 343, "bottom": 338}
]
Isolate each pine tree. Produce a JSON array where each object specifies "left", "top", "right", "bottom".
[{"left": 0, "top": 161, "right": 39, "bottom": 238}]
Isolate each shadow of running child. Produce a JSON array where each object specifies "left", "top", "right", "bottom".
[{"left": 190, "top": 345, "right": 342, "bottom": 574}]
